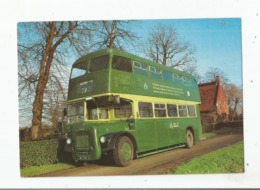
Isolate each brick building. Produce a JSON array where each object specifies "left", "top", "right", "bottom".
[{"left": 199, "top": 76, "right": 229, "bottom": 123}]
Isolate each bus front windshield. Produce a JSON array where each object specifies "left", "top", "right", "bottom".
[
  {"left": 86, "top": 100, "right": 109, "bottom": 120},
  {"left": 67, "top": 101, "right": 85, "bottom": 124},
  {"left": 67, "top": 97, "right": 132, "bottom": 124}
]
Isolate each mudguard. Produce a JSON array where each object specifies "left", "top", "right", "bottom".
[{"left": 101, "top": 131, "right": 136, "bottom": 153}]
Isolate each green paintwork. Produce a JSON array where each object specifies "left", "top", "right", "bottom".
[
  {"left": 65, "top": 48, "right": 202, "bottom": 163},
  {"left": 68, "top": 49, "right": 200, "bottom": 103}
]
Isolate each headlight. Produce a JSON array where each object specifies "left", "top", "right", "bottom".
[
  {"left": 66, "top": 138, "right": 72, "bottom": 145},
  {"left": 100, "top": 136, "right": 106, "bottom": 143}
]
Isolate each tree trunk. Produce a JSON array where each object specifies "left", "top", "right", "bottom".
[
  {"left": 30, "top": 21, "right": 78, "bottom": 140},
  {"left": 31, "top": 82, "right": 45, "bottom": 140},
  {"left": 31, "top": 22, "right": 56, "bottom": 140},
  {"left": 162, "top": 46, "right": 167, "bottom": 65}
]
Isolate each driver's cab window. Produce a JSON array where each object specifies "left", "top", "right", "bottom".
[{"left": 87, "top": 100, "right": 109, "bottom": 120}]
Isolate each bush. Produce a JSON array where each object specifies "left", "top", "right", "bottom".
[
  {"left": 214, "top": 120, "right": 243, "bottom": 130},
  {"left": 20, "top": 139, "right": 59, "bottom": 168},
  {"left": 202, "top": 123, "right": 214, "bottom": 133}
]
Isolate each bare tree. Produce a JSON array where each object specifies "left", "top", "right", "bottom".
[
  {"left": 18, "top": 21, "right": 92, "bottom": 140},
  {"left": 144, "top": 24, "right": 197, "bottom": 72},
  {"left": 224, "top": 84, "right": 243, "bottom": 120},
  {"left": 202, "top": 67, "right": 230, "bottom": 86},
  {"left": 90, "top": 20, "right": 139, "bottom": 51}
]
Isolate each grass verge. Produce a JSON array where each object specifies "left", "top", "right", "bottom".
[
  {"left": 166, "top": 141, "right": 244, "bottom": 174},
  {"left": 202, "top": 132, "right": 216, "bottom": 139},
  {"left": 21, "top": 163, "right": 75, "bottom": 177}
]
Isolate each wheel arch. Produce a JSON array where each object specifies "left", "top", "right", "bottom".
[
  {"left": 186, "top": 126, "right": 195, "bottom": 142},
  {"left": 102, "top": 131, "right": 137, "bottom": 158}
]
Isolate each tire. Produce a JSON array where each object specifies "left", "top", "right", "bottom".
[
  {"left": 113, "top": 136, "right": 134, "bottom": 167},
  {"left": 185, "top": 129, "right": 194, "bottom": 148},
  {"left": 75, "top": 160, "right": 85, "bottom": 166}
]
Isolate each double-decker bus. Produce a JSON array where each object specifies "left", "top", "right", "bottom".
[{"left": 61, "top": 48, "right": 202, "bottom": 166}]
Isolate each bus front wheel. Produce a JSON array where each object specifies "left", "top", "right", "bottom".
[
  {"left": 113, "top": 136, "right": 134, "bottom": 167},
  {"left": 186, "top": 129, "right": 194, "bottom": 148}
]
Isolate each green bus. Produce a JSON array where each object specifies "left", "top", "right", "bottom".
[{"left": 61, "top": 48, "right": 202, "bottom": 167}]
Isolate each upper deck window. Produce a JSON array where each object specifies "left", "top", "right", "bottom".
[
  {"left": 112, "top": 56, "right": 132, "bottom": 72},
  {"left": 71, "top": 62, "right": 87, "bottom": 79},
  {"left": 149, "top": 66, "right": 162, "bottom": 79},
  {"left": 89, "top": 55, "right": 109, "bottom": 72},
  {"left": 133, "top": 61, "right": 148, "bottom": 76}
]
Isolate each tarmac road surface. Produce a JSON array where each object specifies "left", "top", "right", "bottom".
[{"left": 39, "top": 127, "right": 243, "bottom": 177}]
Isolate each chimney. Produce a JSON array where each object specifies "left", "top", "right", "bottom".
[{"left": 215, "top": 76, "right": 221, "bottom": 85}]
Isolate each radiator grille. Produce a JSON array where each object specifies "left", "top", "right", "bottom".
[{"left": 75, "top": 131, "right": 90, "bottom": 151}]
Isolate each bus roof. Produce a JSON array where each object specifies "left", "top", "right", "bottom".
[
  {"left": 69, "top": 48, "right": 200, "bottom": 103},
  {"left": 73, "top": 48, "right": 195, "bottom": 79}
]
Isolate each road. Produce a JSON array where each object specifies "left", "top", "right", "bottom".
[{"left": 40, "top": 127, "right": 243, "bottom": 177}]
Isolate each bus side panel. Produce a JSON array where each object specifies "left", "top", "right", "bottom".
[
  {"left": 194, "top": 105, "right": 203, "bottom": 141},
  {"left": 155, "top": 119, "right": 170, "bottom": 148},
  {"left": 134, "top": 119, "right": 157, "bottom": 153},
  {"left": 168, "top": 119, "right": 183, "bottom": 145},
  {"left": 174, "top": 117, "right": 202, "bottom": 144}
]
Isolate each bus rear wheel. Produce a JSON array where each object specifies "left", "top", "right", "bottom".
[
  {"left": 113, "top": 136, "right": 134, "bottom": 167},
  {"left": 186, "top": 129, "right": 194, "bottom": 148}
]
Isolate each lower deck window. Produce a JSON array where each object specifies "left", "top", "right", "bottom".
[
  {"left": 87, "top": 100, "right": 108, "bottom": 120},
  {"left": 114, "top": 100, "right": 132, "bottom": 118},
  {"left": 138, "top": 102, "right": 153, "bottom": 117},
  {"left": 178, "top": 105, "right": 188, "bottom": 117},
  {"left": 154, "top": 104, "right": 166, "bottom": 117},
  {"left": 187, "top": 105, "right": 196, "bottom": 117},
  {"left": 167, "top": 104, "right": 178, "bottom": 117}
]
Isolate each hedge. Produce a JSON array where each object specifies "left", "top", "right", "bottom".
[
  {"left": 202, "top": 120, "right": 243, "bottom": 133},
  {"left": 20, "top": 139, "right": 59, "bottom": 168}
]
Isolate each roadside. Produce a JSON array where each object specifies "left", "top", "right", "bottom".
[
  {"left": 37, "top": 127, "right": 243, "bottom": 177},
  {"left": 21, "top": 131, "right": 218, "bottom": 177},
  {"left": 166, "top": 141, "right": 244, "bottom": 174}
]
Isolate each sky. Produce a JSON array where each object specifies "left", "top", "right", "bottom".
[
  {"left": 133, "top": 18, "right": 242, "bottom": 86},
  {"left": 18, "top": 18, "right": 242, "bottom": 87},
  {"left": 17, "top": 18, "right": 243, "bottom": 127}
]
